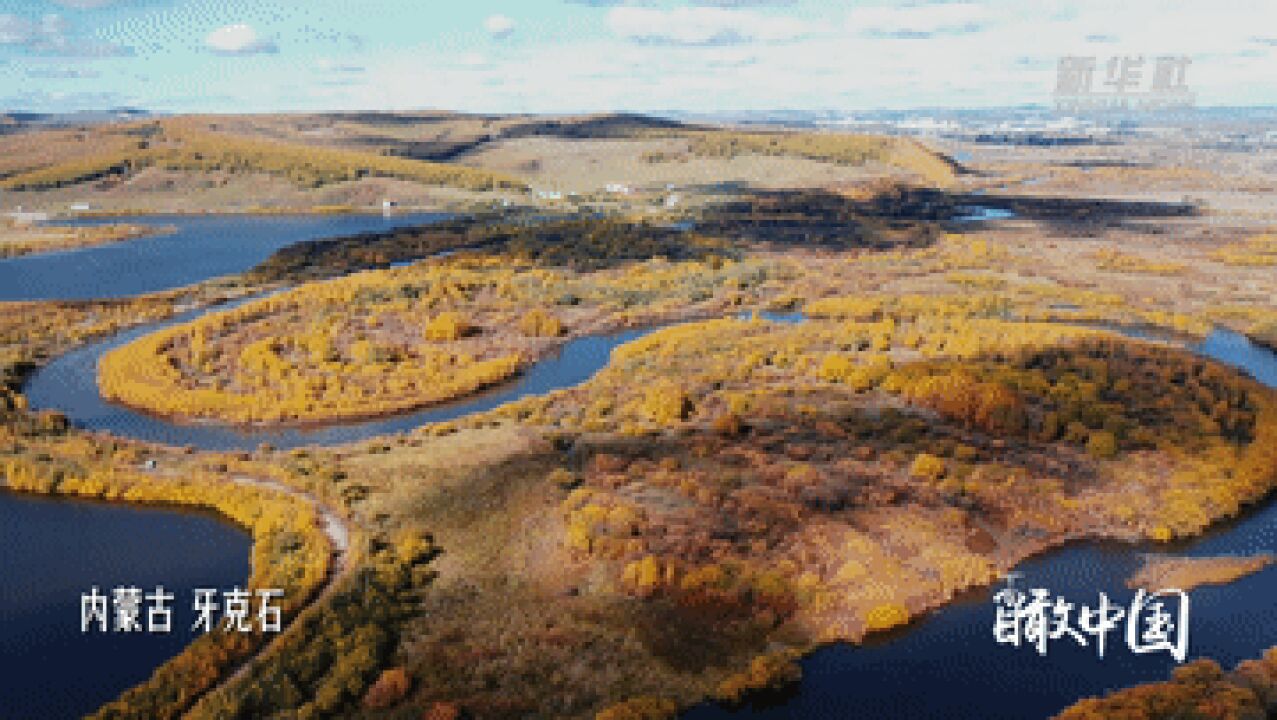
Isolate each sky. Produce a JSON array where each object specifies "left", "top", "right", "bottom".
[{"left": 1, "top": 0, "right": 1274, "bottom": 115}]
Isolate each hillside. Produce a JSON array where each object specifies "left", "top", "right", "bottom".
[
  {"left": 0, "top": 112, "right": 959, "bottom": 214},
  {"left": 0, "top": 119, "right": 526, "bottom": 193}
]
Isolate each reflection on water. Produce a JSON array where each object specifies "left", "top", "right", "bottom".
[{"left": 954, "top": 206, "right": 1018, "bottom": 222}]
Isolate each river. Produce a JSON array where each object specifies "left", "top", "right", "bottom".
[
  {"left": 24, "top": 309, "right": 652, "bottom": 451},
  {"left": 7, "top": 212, "right": 1277, "bottom": 719},
  {"left": 0, "top": 212, "right": 449, "bottom": 301}
]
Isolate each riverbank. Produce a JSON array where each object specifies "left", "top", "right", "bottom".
[
  {"left": 91, "top": 253, "right": 774, "bottom": 429},
  {"left": 0, "top": 453, "right": 335, "bottom": 719},
  {"left": 0, "top": 487, "right": 251, "bottom": 719},
  {"left": 0, "top": 211, "right": 454, "bottom": 302}
]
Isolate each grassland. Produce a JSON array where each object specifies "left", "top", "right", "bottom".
[{"left": 682, "top": 130, "right": 959, "bottom": 186}]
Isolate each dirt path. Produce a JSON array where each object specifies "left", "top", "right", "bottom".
[{"left": 193, "top": 475, "right": 353, "bottom": 705}]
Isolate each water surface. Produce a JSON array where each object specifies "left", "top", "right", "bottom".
[
  {"left": 0, "top": 491, "right": 251, "bottom": 719},
  {"left": 0, "top": 213, "right": 448, "bottom": 301}
]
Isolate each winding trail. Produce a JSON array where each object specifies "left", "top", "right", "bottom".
[{"left": 197, "top": 475, "right": 353, "bottom": 700}]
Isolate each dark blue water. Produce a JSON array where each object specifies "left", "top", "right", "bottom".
[
  {"left": 0, "top": 491, "right": 251, "bottom": 719},
  {"left": 0, "top": 213, "right": 448, "bottom": 301},
  {"left": 684, "top": 328, "right": 1277, "bottom": 720}
]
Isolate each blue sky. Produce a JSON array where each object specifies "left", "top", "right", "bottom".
[{"left": 2, "top": 0, "right": 1274, "bottom": 114}]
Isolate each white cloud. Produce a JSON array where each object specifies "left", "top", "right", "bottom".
[
  {"left": 0, "top": 11, "right": 129, "bottom": 56},
  {"left": 484, "top": 14, "right": 515, "bottom": 39},
  {"left": 316, "top": 57, "right": 364, "bottom": 73},
  {"left": 49, "top": 0, "right": 120, "bottom": 8},
  {"left": 607, "top": 6, "right": 811, "bottom": 45},
  {"left": 204, "top": 23, "right": 277, "bottom": 56},
  {"left": 459, "top": 51, "right": 489, "bottom": 68},
  {"left": 0, "top": 15, "right": 35, "bottom": 44},
  {"left": 0, "top": 14, "right": 64, "bottom": 45},
  {"left": 40, "top": 13, "right": 69, "bottom": 37},
  {"left": 847, "top": 3, "right": 988, "bottom": 38},
  {"left": 18, "top": 0, "right": 1274, "bottom": 114},
  {"left": 27, "top": 66, "right": 101, "bottom": 79},
  {"left": 694, "top": 0, "right": 799, "bottom": 6}
]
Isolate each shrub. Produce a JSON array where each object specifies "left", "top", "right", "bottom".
[
  {"left": 424, "top": 312, "right": 472, "bottom": 342},
  {"left": 910, "top": 453, "right": 946, "bottom": 481},
  {"left": 1086, "top": 430, "right": 1119, "bottom": 459},
  {"left": 518, "top": 308, "right": 564, "bottom": 337},
  {"left": 864, "top": 603, "right": 911, "bottom": 633},
  {"left": 362, "top": 667, "right": 411, "bottom": 710},
  {"left": 714, "top": 650, "right": 802, "bottom": 705},
  {"left": 640, "top": 383, "right": 693, "bottom": 425}
]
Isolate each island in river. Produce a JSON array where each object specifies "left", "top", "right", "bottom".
[
  {"left": 1127, "top": 554, "right": 1275, "bottom": 593},
  {"left": 0, "top": 220, "right": 164, "bottom": 259}
]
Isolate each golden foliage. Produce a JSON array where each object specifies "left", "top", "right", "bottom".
[
  {"left": 0, "top": 223, "right": 158, "bottom": 259},
  {"left": 1211, "top": 234, "right": 1277, "bottom": 267},
  {"left": 714, "top": 650, "right": 802, "bottom": 705},
  {"left": 423, "top": 311, "right": 472, "bottom": 342},
  {"left": 362, "top": 667, "right": 411, "bottom": 710},
  {"left": 99, "top": 317, "right": 521, "bottom": 424},
  {"left": 910, "top": 453, "right": 947, "bottom": 481},
  {"left": 1057, "top": 652, "right": 1277, "bottom": 720},
  {"left": 1086, "top": 430, "right": 1119, "bottom": 459},
  {"left": 518, "top": 308, "right": 564, "bottom": 337},
  {"left": 0, "top": 123, "right": 525, "bottom": 191},
  {"left": 99, "top": 253, "right": 772, "bottom": 425},
  {"left": 621, "top": 554, "right": 666, "bottom": 596},
  {"left": 595, "top": 697, "right": 678, "bottom": 720},
  {"left": 1092, "top": 249, "right": 1187, "bottom": 275},
  {"left": 640, "top": 383, "right": 693, "bottom": 425},
  {"left": 864, "top": 603, "right": 911, "bottom": 633},
  {"left": 686, "top": 131, "right": 957, "bottom": 185}
]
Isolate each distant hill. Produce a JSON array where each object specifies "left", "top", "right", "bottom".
[
  {"left": 0, "top": 116, "right": 525, "bottom": 193},
  {"left": 0, "top": 110, "right": 959, "bottom": 207}
]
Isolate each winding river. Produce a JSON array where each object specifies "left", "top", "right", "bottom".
[
  {"left": 24, "top": 309, "right": 653, "bottom": 451},
  {"left": 6, "top": 213, "right": 1277, "bottom": 718}
]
